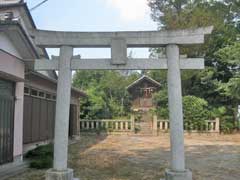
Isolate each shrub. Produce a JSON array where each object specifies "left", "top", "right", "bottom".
[
  {"left": 25, "top": 144, "right": 53, "bottom": 169},
  {"left": 183, "top": 96, "right": 210, "bottom": 121},
  {"left": 220, "top": 115, "right": 235, "bottom": 134},
  {"left": 183, "top": 96, "right": 210, "bottom": 131}
]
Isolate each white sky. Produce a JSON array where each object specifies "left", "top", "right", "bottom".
[
  {"left": 26, "top": 0, "right": 157, "bottom": 58},
  {"left": 105, "top": 0, "right": 150, "bottom": 22}
]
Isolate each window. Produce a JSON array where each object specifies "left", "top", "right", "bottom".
[
  {"left": 38, "top": 91, "right": 45, "bottom": 98},
  {"left": 46, "top": 93, "right": 51, "bottom": 99},
  {"left": 31, "top": 89, "right": 38, "bottom": 96},
  {"left": 24, "top": 87, "right": 30, "bottom": 95}
]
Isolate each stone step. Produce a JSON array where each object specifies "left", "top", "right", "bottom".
[
  {"left": 140, "top": 127, "right": 152, "bottom": 130},
  {"left": 137, "top": 130, "right": 153, "bottom": 132},
  {"left": 139, "top": 129, "right": 151, "bottom": 131},
  {"left": 138, "top": 120, "right": 153, "bottom": 135},
  {"left": 140, "top": 125, "right": 152, "bottom": 127},
  {"left": 136, "top": 133, "right": 154, "bottom": 136}
]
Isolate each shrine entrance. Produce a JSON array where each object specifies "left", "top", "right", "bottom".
[{"left": 32, "top": 27, "right": 213, "bottom": 180}]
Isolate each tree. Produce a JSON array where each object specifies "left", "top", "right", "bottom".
[
  {"left": 73, "top": 70, "right": 140, "bottom": 119},
  {"left": 215, "top": 42, "right": 240, "bottom": 126},
  {"left": 148, "top": 0, "right": 240, "bottom": 130}
]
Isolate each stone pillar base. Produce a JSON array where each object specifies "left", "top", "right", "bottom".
[
  {"left": 46, "top": 168, "right": 79, "bottom": 180},
  {"left": 72, "top": 135, "right": 80, "bottom": 141},
  {"left": 163, "top": 169, "right": 192, "bottom": 180}
]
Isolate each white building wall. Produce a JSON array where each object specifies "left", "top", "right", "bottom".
[{"left": 0, "top": 33, "right": 22, "bottom": 58}]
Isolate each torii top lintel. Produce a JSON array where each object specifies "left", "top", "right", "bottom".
[{"left": 31, "top": 26, "right": 213, "bottom": 48}]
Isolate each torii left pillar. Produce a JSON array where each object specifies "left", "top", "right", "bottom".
[{"left": 46, "top": 46, "right": 78, "bottom": 180}]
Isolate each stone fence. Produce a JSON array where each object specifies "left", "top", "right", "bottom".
[
  {"left": 80, "top": 116, "right": 220, "bottom": 134},
  {"left": 79, "top": 118, "right": 134, "bottom": 134},
  {"left": 153, "top": 116, "right": 220, "bottom": 133}
]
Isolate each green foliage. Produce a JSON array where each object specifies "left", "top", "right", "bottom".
[
  {"left": 183, "top": 96, "right": 210, "bottom": 121},
  {"left": 25, "top": 144, "right": 53, "bottom": 169},
  {"left": 215, "top": 42, "right": 240, "bottom": 100},
  {"left": 183, "top": 96, "right": 210, "bottom": 131},
  {"left": 153, "top": 89, "right": 169, "bottom": 119},
  {"left": 209, "top": 106, "right": 227, "bottom": 119},
  {"left": 217, "top": 77, "right": 240, "bottom": 100},
  {"left": 148, "top": 0, "right": 240, "bottom": 131},
  {"left": 215, "top": 42, "right": 240, "bottom": 66},
  {"left": 220, "top": 116, "right": 236, "bottom": 134},
  {"left": 73, "top": 71, "right": 140, "bottom": 119}
]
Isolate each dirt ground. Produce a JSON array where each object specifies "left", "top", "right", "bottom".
[{"left": 8, "top": 134, "right": 240, "bottom": 180}]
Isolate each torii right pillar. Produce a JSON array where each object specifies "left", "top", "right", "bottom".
[{"left": 165, "top": 44, "right": 192, "bottom": 180}]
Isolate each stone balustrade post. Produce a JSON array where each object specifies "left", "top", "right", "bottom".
[
  {"left": 215, "top": 118, "right": 220, "bottom": 133},
  {"left": 153, "top": 115, "right": 158, "bottom": 135},
  {"left": 96, "top": 121, "right": 99, "bottom": 129},
  {"left": 105, "top": 121, "right": 109, "bottom": 129},
  {"left": 131, "top": 115, "right": 135, "bottom": 132},
  {"left": 126, "top": 122, "right": 128, "bottom": 130},
  {"left": 120, "top": 121, "right": 124, "bottom": 130},
  {"left": 160, "top": 121, "right": 163, "bottom": 130},
  {"left": 210, "top": 122, "right": 214, "bottom": 132},
  {"left": 86, "top": 121, "right": 89, "bottom": 129}
]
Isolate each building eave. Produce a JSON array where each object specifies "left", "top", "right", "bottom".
[
  {"left": 26, "top": 71, "right": 87, "bottom": 97},
  {"left": 0, "top": 2, "right": 36, "bottom": 29},
  {"left": 127, "top": 75, "right": 161, "bottom": 90},
  {"left": 0, "top": 21, "right": 39, "bottom": 59},
  {"left": 0, "top": 2, "right": 49, "bottom": 59}
]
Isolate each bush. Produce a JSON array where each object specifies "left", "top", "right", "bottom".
[
  {"left": 183, "top": 96, "right": 210, "bottom": 131},
  {"left": 220, "top": 116, "right": 235, "bottom": 134},
  {"left": 25, "top": 144, "right": 53, "bottom": 169},
  {"left": 183, "top": 96, "right": 210, "bottom": 121},
  {"left": 153, "top": 89, "right": 169, "bottom": 119}
]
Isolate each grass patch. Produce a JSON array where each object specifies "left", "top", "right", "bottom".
[{"left": 25, "top": 144, "right": 53, "bottom": 169}]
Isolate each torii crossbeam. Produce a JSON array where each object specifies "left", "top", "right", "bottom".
[{"left": 32, "top": 26, "right": 213, "bottom": 180}]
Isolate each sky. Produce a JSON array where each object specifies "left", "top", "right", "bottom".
[{"left": 24, "top": 0, "right": 157, "bottom": 58}]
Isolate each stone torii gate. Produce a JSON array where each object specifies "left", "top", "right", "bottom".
[{"left": 32, "top": 26, "right": 213, "bottom": 180}]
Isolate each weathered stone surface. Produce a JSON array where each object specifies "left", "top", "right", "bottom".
[
  {"left": 34, "top": 58, "right": 204, "bottom": 70},
  {"left": 167, "top": 45, "right": 185, "bottom": 172},
  {"left": 31, "top": 26, "right": 213, "bottom": 47},
  {"left": 111, "top": 38, "right": 127, "bottom": 65},
  {"left": 165, "top": 169, "right": 192, "bottom": 180},
  {"left": 53, "top": 46, "right": 73, "bottom": 170}
]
